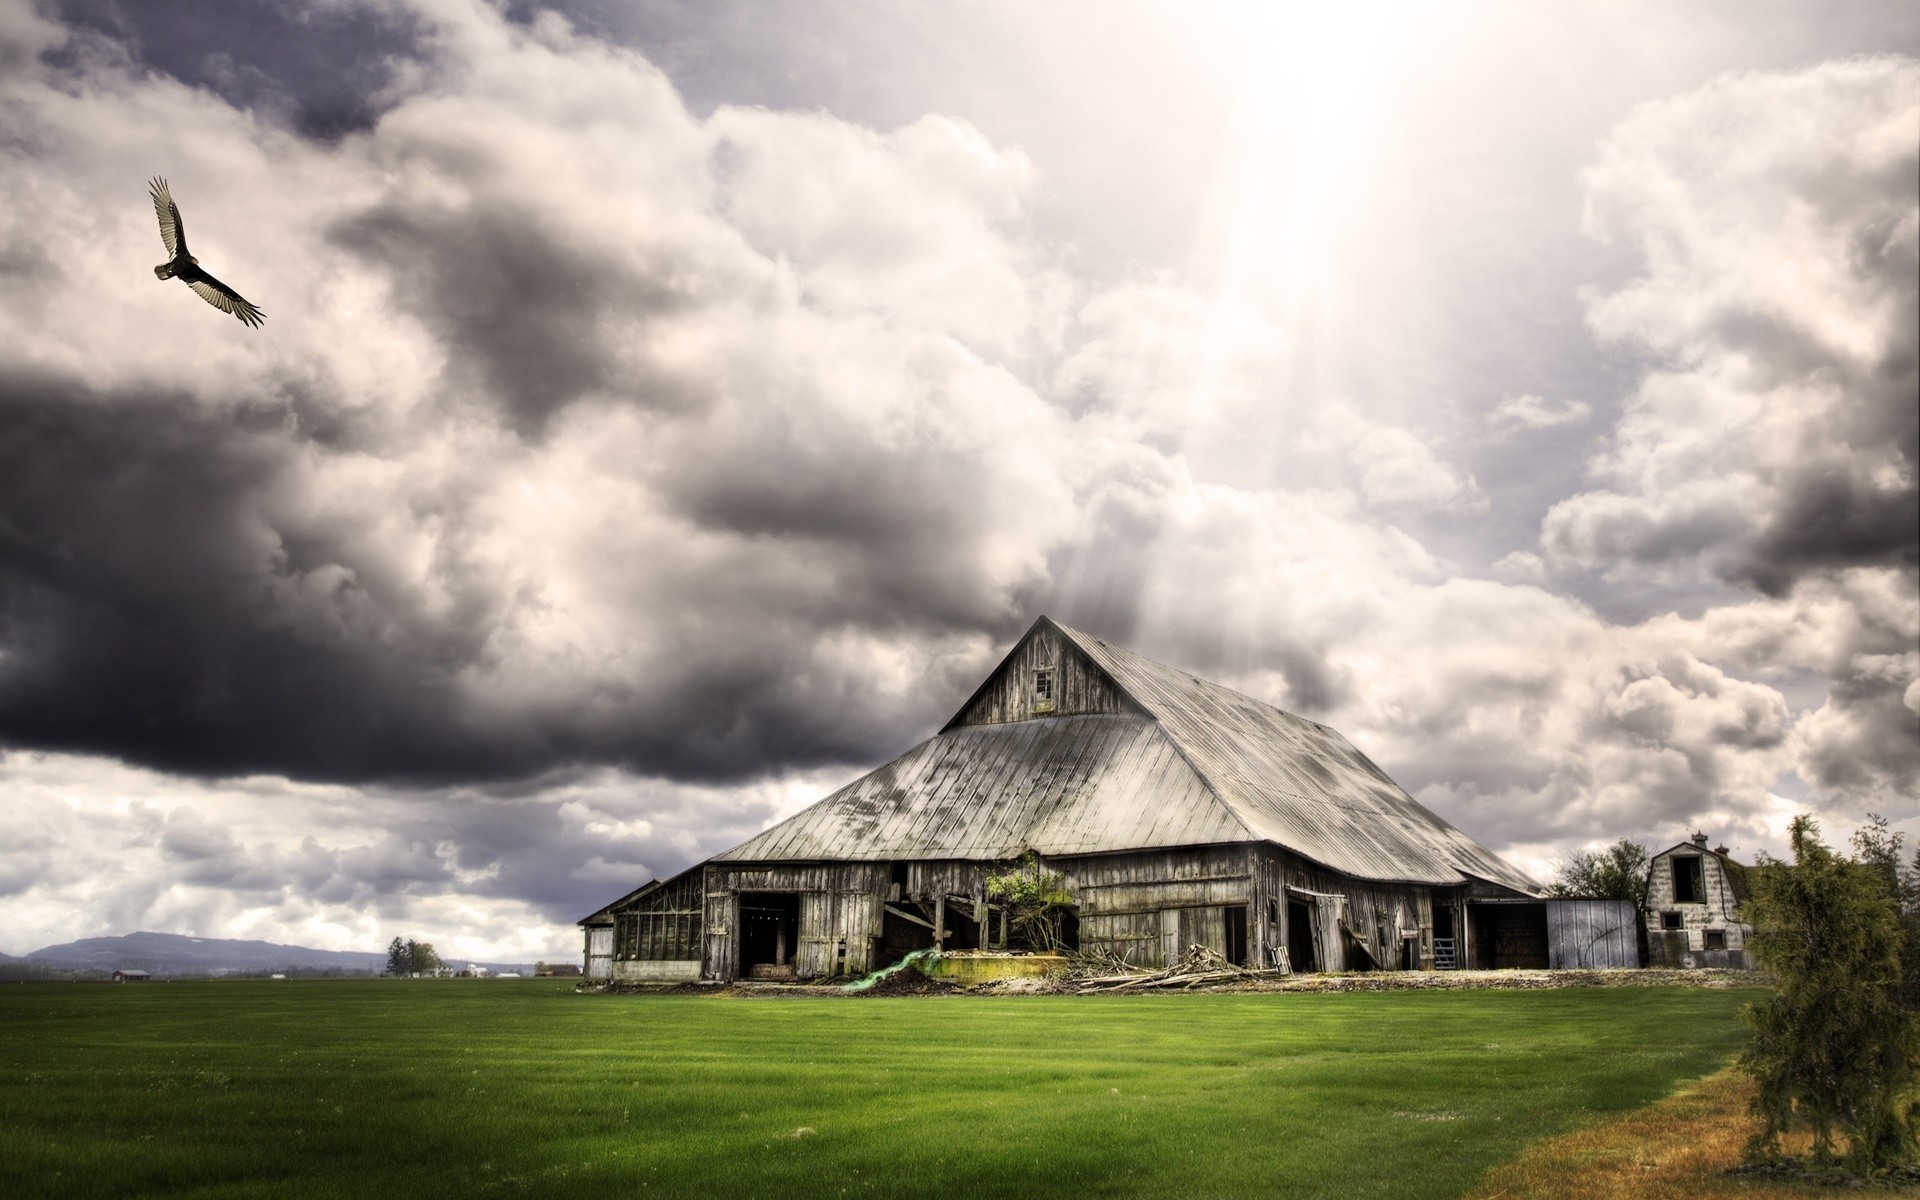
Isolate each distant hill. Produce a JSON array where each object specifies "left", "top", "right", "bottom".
[{"left": 19, "top": 932, "right": 537, "bottom": 978}]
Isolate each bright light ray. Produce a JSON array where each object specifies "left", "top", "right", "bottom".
[{"left": 1115, "top": 0, "right": 1426, "bottom": 675}]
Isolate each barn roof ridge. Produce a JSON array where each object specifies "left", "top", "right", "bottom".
[
  {"left": 1045, "top": 619, "right": 1538, "bottom": 892},
  {"left": 709, "top": 616, "right": 1537, "bottom": 893}
]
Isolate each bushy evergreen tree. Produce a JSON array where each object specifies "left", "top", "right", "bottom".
[
  {"left": 385, "top": 936, "right": 409, "bottom": 976},
  {"left": 1740, "top": 816, "right": 1917, "bottom": 1172}
]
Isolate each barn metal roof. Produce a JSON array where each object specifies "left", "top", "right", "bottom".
[{"left": 716, "top": 617, "right": 1539, "bottom": 893}]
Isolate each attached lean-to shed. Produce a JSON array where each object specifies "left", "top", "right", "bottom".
[{"left": 583, "top": 616, "right": 1546, "bottom": 982}]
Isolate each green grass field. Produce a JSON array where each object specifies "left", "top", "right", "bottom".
[{"left": 0, "top": 980, "right": 1761, "bottom": 1199}]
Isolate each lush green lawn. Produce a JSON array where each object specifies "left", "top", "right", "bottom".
[{"left": 0, "top": 980, "right": 1760, "bottom": 1199}]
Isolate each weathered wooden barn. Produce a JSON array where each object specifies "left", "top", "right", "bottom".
[
  {"left": 1644, "top": 834, "right": 1753, "bottom": 969},
  {"left": 583, "top": 616, "right": 1553, "bottom": 983}
]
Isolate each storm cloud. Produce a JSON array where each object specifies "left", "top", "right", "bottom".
[{"left": 0, "top": 0, "right": 1913, "bottom": 956}]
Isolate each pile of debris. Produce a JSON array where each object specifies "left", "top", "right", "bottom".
[{"left": 1070, "top": 944, "right": 1277, "bottom": 993}]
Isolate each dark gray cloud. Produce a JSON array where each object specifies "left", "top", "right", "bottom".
[{"left": 53, "top": 0, "right": 424, "bottom": 138}]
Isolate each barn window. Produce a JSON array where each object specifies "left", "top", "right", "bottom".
[
  {"left": 1704, "top": 929, "right": 1726, "bottom": 951},
  {"left": 1033, "top": 666, "right": 1056, "bottom": 713},
  {"left": 1661, "top": 911, "right": 1682, "bottom": 931},
  {"left": 1672, "top": 856, "right": 1704, "bottom": 903}
]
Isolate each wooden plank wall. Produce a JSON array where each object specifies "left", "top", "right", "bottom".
[
  {"left": 702, "top": 862, "right": 890, "bottom": 982},
  {"left": 1251, "top": 847, "right": 1446, "bottom": 971},
  {"left": 614, "top": 871, "right": 706, "bottom": 962},
  {"left": 950, "top": 624, "right": 1133, "bottom": 727},
  {"left": 697, "top": 848, "right": 1460, "bottom": 979},
  {"left": 1062, "top": 846, "right": 1252, "bottom": 969},
  {"left": 1544, "top": 900, "right": 1640, "bottom": 968}
]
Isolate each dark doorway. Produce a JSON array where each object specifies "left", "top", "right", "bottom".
[
  {"left": 1467, "top": 903, "right": 1549, "bottom": 969},
  {"left": 1672, "top": 856, "right": 1704, "bottom": 903},
  {"left": 943, "top": 898, "right": 982, "bottom": 952},
  {"left": 879, "top": 901, "right": 936, "bottom": 966},
  {"left": 1223, "top": 905, "right": 1248, "bottom": 967},
  {"left": 738, "top": 893, "right": 800, "bottom": 979},
  {"left": 1286, "top": 898, "right": 1318, "bottom": 973}
]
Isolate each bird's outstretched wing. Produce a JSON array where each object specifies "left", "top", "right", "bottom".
[
  {"left": 149, "top": 177, "right": 186, "bottom": 258},
  {"left": 187, "top": 274, "right": 265, "bottom": 328}
]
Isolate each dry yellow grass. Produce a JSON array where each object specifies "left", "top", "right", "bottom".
[{"left": 1470, "top": 1068, "right": 1858, "bottom": 1200}]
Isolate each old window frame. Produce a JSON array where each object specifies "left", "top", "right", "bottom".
[
  {"left": 1032, "top": 664, "right": 1056, "bottom": 714},
  {"left": 1704, "top": 929, "right": 1727, "bottom": 951},
  {"left": 1661, "top": 911, "right": 1683, "bottom": 931}
]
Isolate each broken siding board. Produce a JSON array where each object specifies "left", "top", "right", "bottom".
[{"left": 1075, "top": 879, "right": 1252, "bottom": 915}]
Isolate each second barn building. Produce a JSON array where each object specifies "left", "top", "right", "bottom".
[{"left": 584, "top": 617, "right": 1548, "bottom": 982}]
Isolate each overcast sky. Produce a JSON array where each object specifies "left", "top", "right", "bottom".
[{"left": 1, "top": 0, "right": 1914, "bottom": 961}]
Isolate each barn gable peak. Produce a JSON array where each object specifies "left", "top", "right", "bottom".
[{"left": 941, "top": 616, "right": 1142, "bottom": 730}]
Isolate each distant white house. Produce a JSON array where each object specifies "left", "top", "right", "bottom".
[
  {"left": 1645, "top": 833, "right": 1753, "bottom": 969},
  {"left": 111, "top": 969, "right": 151, "bottom": 983}
]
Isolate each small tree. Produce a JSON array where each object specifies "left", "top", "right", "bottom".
[
  {"left": 986, "top": 853, "right": 1074, "bottom": 952},
  {"left": 1545, "top": 839, "right": 1650, "bottom": 902},
  {"left": 406, "top": 940, "right": 443, "bottom": 976},
  {"left": 1740, "top": 816, "right": 1916, "bottom": 1171},
  {"left": 386, "top": 937, "right": 410, "bottom": 977}
]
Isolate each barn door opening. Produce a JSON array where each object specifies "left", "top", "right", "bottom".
[
  {"left": 1287, "top": 898, "right": 1318, "bottom": 973},
  {"left": 1223, "top": 905, "right": 1248, "bottom": 967},
  {"left": 739, "top": 893, "right": 800, "bottom": 980}
]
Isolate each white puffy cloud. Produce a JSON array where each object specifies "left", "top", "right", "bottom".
[{"left": 1544, "top": 56, "right": 1919, "bottom": 592}]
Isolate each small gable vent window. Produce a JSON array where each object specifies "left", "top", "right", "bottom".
[{"left": 1033, "top": 666, "right": 1056, "bottom": 714}]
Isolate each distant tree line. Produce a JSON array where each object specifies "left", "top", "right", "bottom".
[{"left": 385, "top": 938, "right": 444, "bottom": 977}]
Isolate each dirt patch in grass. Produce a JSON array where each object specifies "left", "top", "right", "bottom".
[{"left": 1469, "top": 1067, "right": 1913, "bottom": 1199}]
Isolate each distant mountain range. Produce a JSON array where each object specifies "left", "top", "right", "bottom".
[{"left": 8, "top": 931, "right": 540, "bottom": 978}]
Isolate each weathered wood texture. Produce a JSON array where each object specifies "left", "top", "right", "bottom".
[
  {"left": 702, "top": 862, "right": 890, "bottom": 982},
  {"left": 1644, "top": 841, "right": 1752, "bottom": 968},
  {"left": 615, "top": 870, "right": 704, "bottom": 961},
  {"left": 1544, "top": 900, "right": 1640, "bottom": 968},
  {"left": 947, "top": 622, "right": 1134, "bottom": 727},
  {"left": 1063, "top": 846, "right": 1252, "bottom": 969}
]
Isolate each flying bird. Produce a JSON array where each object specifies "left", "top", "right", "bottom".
[{"left": 149, "top": 177, "right": 265, "bottom": 328}]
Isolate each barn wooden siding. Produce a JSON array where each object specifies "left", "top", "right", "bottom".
[
  {"left": 695, "top": 845, "right": 1459, "bottom": 979},
  {"left": 702, "top": 863, "right": 890, "bottom": 982},
  {"left": 1064, "top": 845, "right": 1252, "bottom": 969},
  {"left": 609, "top": 870, "right": 706, "bottom": 982},
  {"left": 949, "top": 622, "right": 1132, "bottom": 727},
  {"left": 1544, "top": 900, "right": 1639, "bottom": 969}
]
